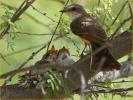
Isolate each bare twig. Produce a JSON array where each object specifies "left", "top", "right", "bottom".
[
  {"left": 31, "top": 5, "right": 57, "bottom": 23},
  {"left": 127, "top": 0, "right": 133, "bottom": 33},
  {"left": 127, "top": 0, "right": 133, "bottom": 17},
  {"left": 111, "top": 16, "right": 131, "bottom": 38},
  {"left": 0, "top": 53, "right": 11, "bottom": 65},
  {"left": 7, "top": 31, "right": 59, "bottom": 36},
  {"left": 111, "top": 0, "right": 133, "bottom": 38},
  {"left": 111, "top": 1, "right": 128, "bottom": 26},
  {"left": 95, "top": 80, "right": 133, "bottom": 84},
  {"left": 85, "top": 87, "right": 133, "bottom": 94},
  {"left": 54, "top": 0, "right": 65, "bottom": 4}
]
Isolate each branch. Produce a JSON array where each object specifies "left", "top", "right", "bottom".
[
  {"left": 111, "top": 16, "right": 131, "bottom": 38},
  {"left": 111, "top": 0, "right": 128, "bottom": 26},
  {"left": 0, "top": 53, "right": 11, "bottom": 65},
  {"left": 0, "top": 0, "right": 35, "bottom": 39},
  {"left": 7, "top": 31, "right": 60, "bottom": 36},
  {"left": 31, "top": 5, "right": 57, "bottom": 23},
  {"left": 85, "top": 87, "right": 133, "bottom": 94},
  {"left": 53, "top": 0, "right": 66, "bottom": 4}
]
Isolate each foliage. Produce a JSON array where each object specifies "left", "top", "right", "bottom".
[{"left": 43, "top": 70, "right": 70, "bottom": 97}]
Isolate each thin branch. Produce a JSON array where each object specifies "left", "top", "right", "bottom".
[
  {"left": 95, "top": 80, "right": 133, "bottom": 84},
  {"left": 65, "top": 36, "right": 80, "bottom": 53},
  {"left": 111, "top": 0, "right": 128, "bottom": 26},
  {"left": 127, "top": 0, "right": 133, "bottom": 33},
  {"left": 31, "top": 5, "right": 57, "bottom": 23},
  {"left": 111, "top": 16, "right": 131, "bottom": 38},
  {"left": 0, "top": 53, "right": 11, "bottom": 65},
  {"left": 0, "top": 0, "right": 35, "bottom": 39},
  {"left": 7, "top": 31, "right": 60, "bottom": 36},
  {"left": 46, "top": 0, "right": 70, "bottom": 52},
  {"left": 85, "top": 87, "right": 133, "bottom": 94},
  {"left": 127, "top": 0, "right": 133, "bottom": 17}
]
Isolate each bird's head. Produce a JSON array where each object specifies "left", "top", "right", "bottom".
[
  {"left": 49, "top": 45, "right": 58, "bottom": 59},
  {"left": 57, "top": 46, "right": 70, "bottom": 60},
  {"left": 60, "top": 4, "right": 86, "bottom": 20}
]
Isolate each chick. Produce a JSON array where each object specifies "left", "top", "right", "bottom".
[{"left": 56, "top": 46, "right": 75, "bottom": 66}]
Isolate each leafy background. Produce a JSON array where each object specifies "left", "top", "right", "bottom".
[{"left": 0, "top": 0, "right": 132, "bottom": 100}]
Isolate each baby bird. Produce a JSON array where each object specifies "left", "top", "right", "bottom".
[{"left": 56, "top": 46, "right": 75, "bottom": 66}]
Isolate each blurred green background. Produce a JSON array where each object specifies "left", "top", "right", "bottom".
[{"left": 0, "top": 0, "right": 132, "bottom": 100}]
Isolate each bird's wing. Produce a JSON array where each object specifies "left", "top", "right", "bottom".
[{"left": 71, "top": 15, "right": 107, "bottom": 46}]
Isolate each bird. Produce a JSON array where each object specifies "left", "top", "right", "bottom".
[
  {"left": 56, "top": 46, "right": 75, "bottom": 66},
  {"left": 18, "top": 45, "right": 58, "bottom": 88},
  {"left": 35, "top": 45, "right": 58, "bottom": 65},
  {"left": 60, "top": 4, "right": 121, "bottom": 71}
]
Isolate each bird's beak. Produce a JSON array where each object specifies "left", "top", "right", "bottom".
[{"left": 59, "top": 9, "right": 65, "bottom": 13}]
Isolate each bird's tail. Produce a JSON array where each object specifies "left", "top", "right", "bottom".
[
  {"left": 102, "top": 51, "right": 121, "bottom": 71},
  {"left": 91, "top": 43, "right": 121, "bottom": 71}
]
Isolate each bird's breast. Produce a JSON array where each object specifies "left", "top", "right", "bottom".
[{"left": 81, "top": 36, "right": 91, "bottom": 45}]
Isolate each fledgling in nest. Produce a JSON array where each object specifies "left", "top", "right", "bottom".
[
  {"left": 56, "top": 46, "right": 74, "bottom": 66},
  {"left": 36, "top": 45, "right": 58, "bottom": 65},
  {"left": 18, "top": 45, "right": 58, "bottom": 88}
]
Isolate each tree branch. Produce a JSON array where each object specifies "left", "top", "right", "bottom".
[
  {"left": 85, "top": 87, "right": 133, "bottom": 94},
  {"left": 0, "top": 31, "right": 132, "bottom": 99},
  {"left": 0, "top": 0, "right": 35, "bottom": 39}
]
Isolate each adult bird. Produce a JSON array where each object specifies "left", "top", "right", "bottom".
[{"left": 60, "top": 4, "right": 121, "bottom": 71}]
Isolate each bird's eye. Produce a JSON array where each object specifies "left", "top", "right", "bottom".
[{"left": 71, "top": 7, "right": 76, "bottom": 11}]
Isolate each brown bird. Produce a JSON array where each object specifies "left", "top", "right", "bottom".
[{"left": 60, "top": 4, "right": 121, "bottom": 71}]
